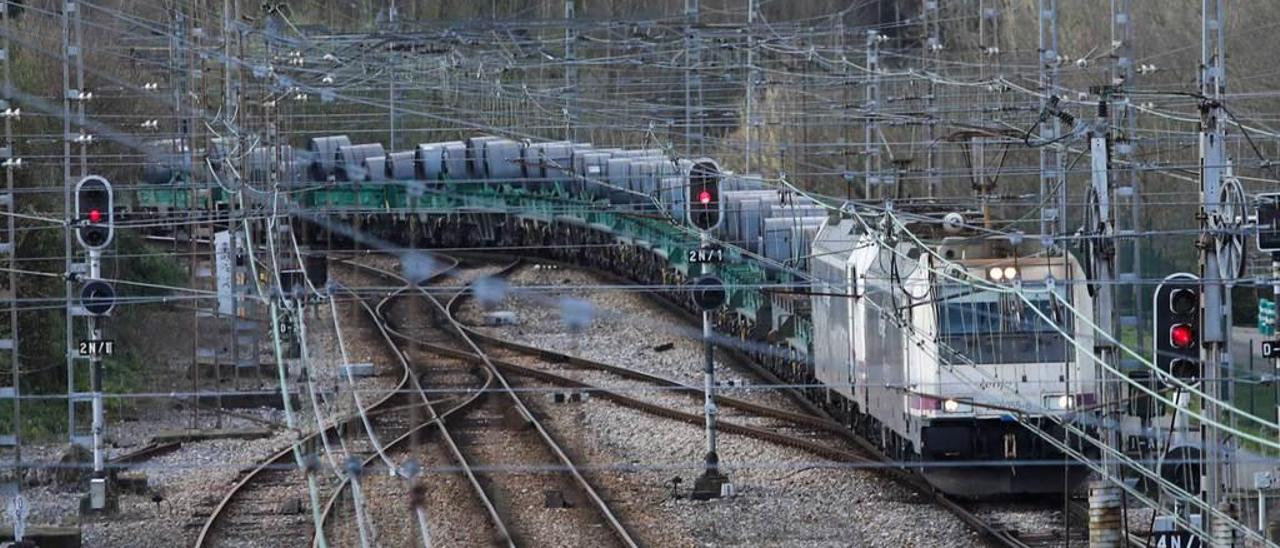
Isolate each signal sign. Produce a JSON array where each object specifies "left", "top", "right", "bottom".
[
  {"left": 688, "top": 244, "right": 724, "bottom": 265},
  {"left": 78, "top": 340, "right": 115, "bottom": 357},
  {"left": 1152, "top": 531, "right": 1201, "bottom": 548},
  {"left": 1263, "top": 340, "right": 1280, "bottom": 359}
]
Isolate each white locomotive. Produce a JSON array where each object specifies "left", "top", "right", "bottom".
[{"left": 810, "top": 218, "right": 1098, "bottom": 496}]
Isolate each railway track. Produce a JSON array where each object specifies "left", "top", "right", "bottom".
[
  {"left": 192, "top": 257, "right": 464, "bottom": 548},
  {"left": 334, "top": 254, "right": 1133, "bottom": 548},
  {"left": 331, "top": 256, "right": 639, "bottom": 548},
  {"left": 496, "top": 256, "right": 1125, "bottom": 548},
  {"left": 312, "top": 258, "right": 510, "bottom": 547},
  {"left": 443, "top": 257, "right": 1095, "bottom": 548}
]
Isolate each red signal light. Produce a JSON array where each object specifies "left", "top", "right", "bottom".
[
  {"left": 1170, "top": 323, "right": 1195, "bottom": 349},
  {"left": 698, "top": 190, "right": 712, "bottom": 205},
  {"left": 88, "top": 209, "right": 102, "bottom": 224}
]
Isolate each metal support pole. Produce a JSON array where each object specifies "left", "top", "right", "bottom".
[
  {"left": 0, "top": 0, "right": 23, "bottom": 536},
  {"left": 1038, "top": 0, "right": 1066, "bottom": 238},
  {"left": 923, "top": 0, "right": 941, "bottom": 199},
  {"left": 1088, "top": 101, "right": 1123, "bottom": 547},
  {"left": 62, "top": 0, "right": 76, "bottom": 451},
  {"left": 88, "top": 251, "right": 103, "bottom": 482},
  {"left": 564, "top": 0, "right": 575, "bottom": 142},
  {"left": 1200, "top": 0, "right": 1236, "bottom": 543},
  {"left": 387, "top": 2, "right": 397, "bottom": 150},
  {"left": 692, "top": 232, "right": 730, "bottom": 500},
  {"left": 684, "top": 0, "right": 700, "bottom": 156},
  {"left": 864, "top": 30, "right": 880, "bottom": 201},
  {"left": 1112, "top": 0, "right": 1145, "bottom": 359},
  {"left": 702, "top": 310, "right": 718, "bottom": 462},
  {"left": 1273, "top": 253, "right": 1280, "bottom": 431},
  {"left": 744, "top": 0, "right": 756, "bottom": 173}
]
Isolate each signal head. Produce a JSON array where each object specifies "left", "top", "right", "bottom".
[
  {"left": 75, "top": 176, "right": 113, "bottom": 250},
  {"left": 1153, "top": 274, "right": 1201, "bottom": 388},
  {"left": 1169, "top": 358, "right": 1200, "bottom": 381},
  {"left": 686, "top": 160, "right": 722, "bottom": 232},
  {"left": 1170, "top": 323, "right": 1195, "bottom": 349},
  {"left": 1170, "top": 288, "right": 1197, "bottom": 315}
]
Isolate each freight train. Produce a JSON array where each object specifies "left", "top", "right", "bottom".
[{"left": 135, "top": 134, "right": 1097, "bottom": 497}]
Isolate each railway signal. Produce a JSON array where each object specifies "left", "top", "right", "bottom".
[
  {"left": 79, "top": 279, "right": 116, "bottom": 316},
  {"left": 75, "top": 176, "right": 113, "bottom": 250},
  {"left": 690, "top": 275, "right": 726, "bottom": 311},
  {"left": 687, "top": 162, "right": 721, "bottom": 232},
  {"left": 1257, "top": 193, "right": 1280, "bottom": 252},
  {"left": 1153, "top": 274, "right": 1201, "bottom": 384}
]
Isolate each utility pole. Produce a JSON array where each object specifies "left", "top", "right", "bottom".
[
  {"left": 684, "top": 0, "right": 700, "bottom": 156},
  {"left": 1199, "top": 0, "right": 1237, "bottom": 544},
  {"left": 62, "top": 0, "right": 75, "bottom": 453},
  {"left": 922, "top": 0, "right": 941, "bottom": 199},
  {"left": 63, "top": 0, "right": 93, "bottom": 464},
  {"left": 388, "top": 0, "right": 397, "bottom": 150},
  {"left": 744, "top": 0, "right": 756, "bottom": 173},
  {"left": 1111, "top": 0, "right": 1145, "bottom": 367},
  {"left": 564, "top": 0, "right": 576, "bottom": 142},
  {"left": 864, "top": 30, "right": 881, "bottom": 201},
  {"left": 1086, "top": 92, "right": 1123, "bottom": 548},
  {"left": 1038, "top": 0, "right": 1066, "bottom": 238},
  {"left": 840, "top": 16, "right": 853, "bottom": 199},
  {"left": 0, "top": 0, "right": 23, "bottom": 539}
]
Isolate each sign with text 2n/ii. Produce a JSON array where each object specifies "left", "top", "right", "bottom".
[{"left": 77, "top": 339, "right": 115, "bottom": 358}]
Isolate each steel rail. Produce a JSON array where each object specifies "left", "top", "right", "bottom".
[
  {"left": 313, "top": 259, "right": 514, "bottom": 548},
  {"left": 192, "top": 258, "right": 460, "bottom": 548},
  {"left": 342, "top": 257, "right": 641, "bottom": 548}
]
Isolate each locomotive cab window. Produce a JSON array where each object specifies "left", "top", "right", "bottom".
[{"left": 936, "top": 281, "right": 1070, "bottom": 365}]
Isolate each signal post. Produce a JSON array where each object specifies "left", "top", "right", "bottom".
[
  {"left": 686, "top": 161, "right": 733, "bottom": 500},
  {"left": 73, "top": 176, "right": 115, "bottom": 512}
]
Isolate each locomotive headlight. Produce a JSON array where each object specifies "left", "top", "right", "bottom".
[
  {"left": 988, "top": 266, "right": 1018, "bottom": 282},
  {"left": 943, "top": 399, "right": 960, "bottom": 412},
  {"left": 1044, "top": 394, "right": 1074, "bottom": 410}
]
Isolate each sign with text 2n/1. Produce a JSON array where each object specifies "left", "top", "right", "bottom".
[
  {"left": 77, "top": 339, "right": 115, "bottom": 358},
  {"left": 688, "top": 245, "right": 724, "bottom": 265}
]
